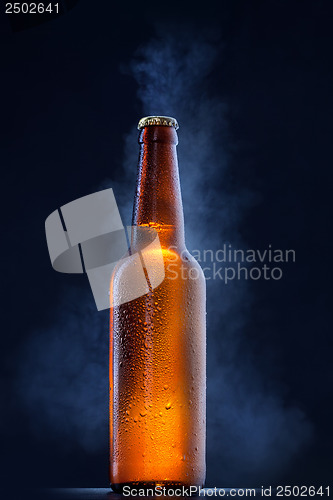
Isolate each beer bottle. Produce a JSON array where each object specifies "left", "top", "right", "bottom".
[{"left": 109, "top": 116, "right": 206, "bottom": 491}]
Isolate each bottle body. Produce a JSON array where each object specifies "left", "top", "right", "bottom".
[{"left": 109, "top": 119, "right": 206, "bottom": 490}]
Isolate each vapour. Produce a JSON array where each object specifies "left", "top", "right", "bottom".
[
  {"left": 15, "top": 22, "right": 313, "bottom": 485},
  {"left": 120, "top": 23, "right": 313, "bottom": 484}
]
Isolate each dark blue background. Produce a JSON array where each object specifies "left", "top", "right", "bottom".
[{"left": 1, "top": 0, "right": 332, "bottom": 492}]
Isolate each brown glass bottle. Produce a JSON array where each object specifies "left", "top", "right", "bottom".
[{"left": 109, "top": 116, "right": 206, "bottom": 491}]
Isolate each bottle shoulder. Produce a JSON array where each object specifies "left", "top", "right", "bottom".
[
  {"left": 111, "top": 244, "right": 206, "bottom": 292},
  {"left": 112, "top": 244, "right": 203, "bottom": 267},
  {"left": 166, "top": 245, "right": 204, "bottom": 267},
  {"left": 166, "top": 246, "right": 206, "bottom": 285}
]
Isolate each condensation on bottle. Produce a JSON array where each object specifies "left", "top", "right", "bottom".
[{"left": 109, "top": 116, "right": 206, "bottom": 491}]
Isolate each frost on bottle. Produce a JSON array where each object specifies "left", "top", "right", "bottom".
[{"left": 109, "top": 116, "right": 206, "bottom": 491}]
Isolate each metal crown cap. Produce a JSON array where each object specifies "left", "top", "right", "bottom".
[{"left": 137, "top": 116, "right": 179, "bottom": 130}]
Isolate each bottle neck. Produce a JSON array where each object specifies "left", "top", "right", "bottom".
[{"left": 132, "top": 126, "right": 185, "bottom": 248}]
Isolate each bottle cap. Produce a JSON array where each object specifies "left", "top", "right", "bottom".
[{"left": 137, "top": 116, "right": 179, "bottom": 130}]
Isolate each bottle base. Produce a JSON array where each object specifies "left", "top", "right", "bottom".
[{"left": 111, "top": 481, "right": 204, "bottom": 496}]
